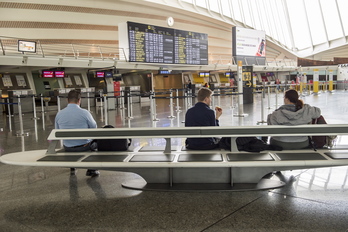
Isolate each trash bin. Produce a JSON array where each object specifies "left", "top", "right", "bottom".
[{"left": 243, "top": 87, "right": 253, "bottom": 104}]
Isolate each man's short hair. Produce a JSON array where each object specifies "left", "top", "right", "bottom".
[
  {"left": 197, "top": 87, "right": 212, "bottom": 102},
  {"left": 67, "top": 90, "right": 81, "bottom": 104}
]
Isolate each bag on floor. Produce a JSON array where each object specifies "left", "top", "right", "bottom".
[
  {"left": 310, "top": 115, "right": 337, "bottom": 149},
  {"left": 97, "top": 125, "right": 131, "bottom": 151}
]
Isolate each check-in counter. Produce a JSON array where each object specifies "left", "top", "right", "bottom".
[
  {"left": 125, "top": 86, "right": 141, "bottom": 103},
  {"left": 80, "top": 87, "right": 95, "bottom": 108},
  {"left": 7, "top": 89, "right": 34, "bottom": 114},
  {"left": 54, "top": 88, "right": 75, "bottom": 109}
]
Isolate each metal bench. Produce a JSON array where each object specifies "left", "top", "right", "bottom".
[{"left": 1, "top": 125, "right": 348, "bottom": 191}]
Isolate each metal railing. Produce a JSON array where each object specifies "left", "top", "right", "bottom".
[
  {"left": 0, "top": 36, "right": 297, "bottom": 67},
  {"left": 0, "top": 36, "right": 127, "bottom": 61}
]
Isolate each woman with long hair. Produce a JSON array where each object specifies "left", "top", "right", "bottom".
[{"left": 267, "top": 89, "right": 321, "bottom": 149}]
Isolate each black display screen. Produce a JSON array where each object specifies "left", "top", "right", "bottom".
[
  {"left": 127, "top": 21, "right": 208, "bottom": 65},
  {"left": 128, "top": 22, "right": 174, "bottom": 64},
  {"left": 174, "top": 29, "right": 208, "bottom": 65}
]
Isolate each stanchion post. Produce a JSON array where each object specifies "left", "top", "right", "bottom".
[
  {"left": 168, "top": 90, "right": 175, "bottom": 118},
  {"left": 187, "top": 89, "right": 192, "bottom": 108},
  {"left": 129, "top": 91, "right": 133, "bottom": 118},
  {"left": 267, "top": 86, "right": 271, "bottom": 109},
  {"left": 7, "top": 98, "right": 12, "bottom": 131},
  {"left": 211, "top": 93, "right": 215, "bottom": 109},
  {"left": 57, "top": 95, "right": 61, "bottom": 112},
  {"left": 257, "top": 90, "right": 267, "bottom": 124},
  {"left": 126, "top": 91, "right": 133, "bottom": 119},
  {"left": 234, "top": 61, "right": 247, "bottom": 117},
  {"left": 184, "top": 90, "right": 188, "bottom": 112},
  {"left": 275, "top": 88, "right": 279, "bottom": 109},
  {"left": 87, "top": 92, "right": 91, "bottom": 112},
  {"left": 119, "top": 90, "right": 125, "bottom": 109},
  {"left": 103, "top": 95, "right": 108, "bottom": 124},
  {"left": 230, "top": 92, "right": 234, "bottom": 109},
  {"left": 32, "top": 95, "right": 39, "bottom": 120},
  {"left": 17, "top": 97, "right": 25, "bottom": 136},
  {"left": 151, "top": 92, "right": 159, "bottom": 121},
  {"left": 40, "top": 94, "right": 45, "bottom": 130},
  {"left": 175, "top": 89, "right": 181, "bottom": 112}
]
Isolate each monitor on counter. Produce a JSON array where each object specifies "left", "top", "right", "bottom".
[
  {"left": 159, "top": 70, "right": 171, "bottom": 74},
  {"left": 199, "top": 72, "right": 210, "bottom": 77},
  {"left": 42, "top": 71, "right": 54, "bottom": 78},
  {"left": 113, "top": 74, "right": 122, "bottom": 81},
  {"left": 54, "top": 71, "right": 65, "bottom": 78},
  {"left": 96, "top": 71, "right": 105, "bottom": 78},
  {"left": 105, "top": 71, "right": 113, "bottom": 78}
]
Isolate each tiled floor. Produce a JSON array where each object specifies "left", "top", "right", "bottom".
[{"left": 1, "top": 89, "right": 348, "bottom": 231}]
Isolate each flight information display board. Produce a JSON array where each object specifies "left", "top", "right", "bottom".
[
  {"left": 174, "top": 29, "right": 208, "bottom": 65},
  {"left": 128, "top": 22, "right": 174, "bottom": 64},
  {"left": 127, "top": 21, "right": 208, "bottom": 65}
]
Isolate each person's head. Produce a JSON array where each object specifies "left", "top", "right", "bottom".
[
  {"left": 197, "top": 87, "right": 213, "bottom": 105},
  {"left": 284, "top": 89, "right": 303, "bottom": 111},
  {"left": 67, "top": 89, "right": 81, "bottom": 104}
]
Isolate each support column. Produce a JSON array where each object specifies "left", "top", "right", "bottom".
[
  {"left": 328, "top": 70, "right": 333, "bottom": 92},
  {"left": 313, "top": 69, "right": 319, "bottom": 95}
]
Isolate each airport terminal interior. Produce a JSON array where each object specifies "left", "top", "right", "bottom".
[{"left": 1, "top": 0, "right": 348, "bottom": 231}]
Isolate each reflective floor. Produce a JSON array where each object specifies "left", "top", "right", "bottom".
[{"left": 1, "top": 90, "right": 348, "bottom": 231}]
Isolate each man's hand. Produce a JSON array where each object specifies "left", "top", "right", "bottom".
[{"left": 215, "top": 106, "right": 222, "bottom": 119}]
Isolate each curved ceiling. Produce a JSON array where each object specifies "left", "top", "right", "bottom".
[{"left": 0, "top": 0, "right": 346, "bottom": 67}]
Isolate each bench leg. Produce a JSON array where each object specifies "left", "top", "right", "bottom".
[
  {"left": 46, "top": 140, "right": 59, "bottom": 154},
  {"left": 113, "top": 167, "right": 286, "bottom": 191},
  {"left": 164, "top": 138, "right": 171, "bottom": 153}
]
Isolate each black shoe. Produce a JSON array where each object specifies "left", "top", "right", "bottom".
[
  {"left": 86, "top": 169, "right": 100, "bottom": 177},
  {"left": 70, "top": 168, "right": 77, "bottom": 175}
]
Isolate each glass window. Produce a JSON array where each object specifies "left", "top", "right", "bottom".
[
  {"left": 274, "top": 0, "right": 292, "bottom": 48},
  {"left": 257, "top": 0, "right": 271, "bottom": 37},
  {"left": 249, "top": 0, "right": 263, "bottom": 31},
  {"left": 304, "top": 0, "right": 326, "bottom": 45},
  {"left": 208, "top": 0, "right": 220, "bottom": 13},
  {"left": 195, "top": 0, "right": 207, "bottom": 8},
  {"left": 230, "top": 0, "right": 243, "bottom": 23},
  {"left": 337, "top": 0, "right": 348, "bottom": 36},
  {"left": 320, "top": 0, "right": 344, "bottom": 40},
  {"left": 267, "top": 0, "right": 279, "bottom": 39},
  {"left": 220, "top": 0, "right": 232, "bottom": 18},
  {"left": 240, "top": 0, "right": 253, "bottom": 26},
  {"left": 286, "top": 0, "right": 311, "bottom": 50}
]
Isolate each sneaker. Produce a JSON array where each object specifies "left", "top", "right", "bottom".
[
  {"left": 86, "top": 169, "right": 100, "bottom": 177},
  {"left": 70, "top": 168, "right": 77, "bottom": 175}
]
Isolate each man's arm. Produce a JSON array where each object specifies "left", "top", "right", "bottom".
[{"left": 85, "top": 111, "right": 97, "bottom": 128}]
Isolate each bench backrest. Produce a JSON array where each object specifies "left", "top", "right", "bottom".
[{"left": 48, "top": 124, "right": 348, "bottom": 140}]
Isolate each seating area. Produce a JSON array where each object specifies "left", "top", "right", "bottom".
[
  {"left": 2, "top": 124, "right": 348, "bottom": 191},
  {"left": 2, "top": 92, "right": 348, "bottom": 231}
]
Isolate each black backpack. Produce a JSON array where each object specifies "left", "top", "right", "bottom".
[
  {"left": 310, "top": 115, "right": 337, "bottom": 149},
  {"left": 220, "top": 137, "right": 282, "bottom": 152},
  {"left": 97, "top": 125, "right": 131, "bottom": 151}
]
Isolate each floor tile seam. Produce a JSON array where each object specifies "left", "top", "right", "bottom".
[{"left": 199, "top": 195, "right": 264, "bottom": 232}]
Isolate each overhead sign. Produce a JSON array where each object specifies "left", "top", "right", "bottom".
[
  {"left": 233, "top": 27, "right": 266, "bottom": 57},
  {"left": 18, "top": 40, "right": 37, "bottom": 53}
]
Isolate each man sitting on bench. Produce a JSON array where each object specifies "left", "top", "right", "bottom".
[
  {"left": 55, "top": 89, "right": 100, "bottom": 177},
  {"left": 185, "top": 87, "right": 222, "bottom": 150}
]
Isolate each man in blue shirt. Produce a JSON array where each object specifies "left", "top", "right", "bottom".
[
  {"left": 185, "top": 87, "right": 222, "bottom": 150},
  {"left": 55, "top": 90, "right": 99, "bottom": 177}
]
